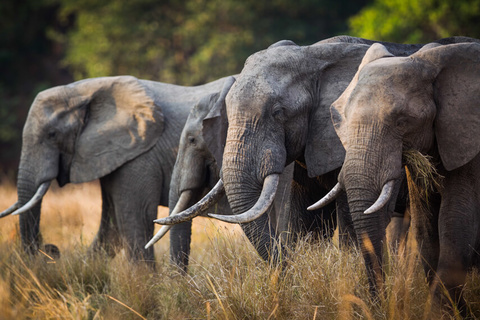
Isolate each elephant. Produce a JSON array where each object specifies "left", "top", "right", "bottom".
[
  {"left": 0, "top": 75, "right": 231, "bottom": 265},
  {"left": 320, "top": 42, "right": 480, "bottom": 315},
  {"left": 152, "top": 36, "right": 480, "bottom": 259},
  {"left": 145, "top": 76, "right": 295, "bottom": 271}
]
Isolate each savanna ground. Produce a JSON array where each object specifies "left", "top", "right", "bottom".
[{"left": 0, "top": 181, "right": 479, "bottom": 319}]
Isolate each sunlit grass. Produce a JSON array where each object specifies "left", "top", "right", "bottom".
[{"left": 0, "top": 181, "right": 479, "bottom": 319}]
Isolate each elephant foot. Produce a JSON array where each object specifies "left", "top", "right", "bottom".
[{"left": 428, "top": 277, "right": 468, "bottom": 319}]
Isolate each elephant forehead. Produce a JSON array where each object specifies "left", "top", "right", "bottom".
[{"left": 227, "top": 76, "right": 276, "bottom": 113}]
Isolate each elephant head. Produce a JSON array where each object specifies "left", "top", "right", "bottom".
[
  {"left": 144, "top": 77, "right": 235, "bottom": 270},
  {"left": 213, "top": 41, "right": 371, "bottom": 225},
  {"left": 328, "top": 42, "right": 480, "bottom": 304},
  {"left": 2, "top": 76, "right": 164, "bottom": 254}
]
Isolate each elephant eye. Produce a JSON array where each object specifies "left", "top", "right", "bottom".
[
  {"left": 272, "top": 104, "right": 286, "bottom": 120},
  {"left": 48, "top": 131, "right": 57, "bottom": 139},
  {"left": 395, "top": 117, "right": 408, "bottom": 129},
  {"left": 188, "top": 135, "right": 196, "bottom": 144}
]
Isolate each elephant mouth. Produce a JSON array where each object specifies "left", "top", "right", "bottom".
[{"left": 308, "top": 179, "right": 396, "bottom": 215}]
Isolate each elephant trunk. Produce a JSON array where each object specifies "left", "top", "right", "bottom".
[
  {"left": 346, "top": 185, "right": 387, "bottom": 293},
  {"left": 222, "top": 140, "right": 284, "bottom": 263},
  {"left": 340, "top": 134, "right": 403, "bottom": 294},
  {"left": 17, "top": 167, "right": 44, "bottom": 254},
  {"left": 208, "top": 174, "right": 279, "bottom": 223}
]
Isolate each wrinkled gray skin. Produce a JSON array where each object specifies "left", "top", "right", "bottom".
[
  {"left": 332, "top": 42, "right": 480, "bottom": 315},
  {"left": 168, "top": 79, "right": 293, "bottom": 271},
  {"left": 220, "top": 36, "right": 480, "bottom": 284},
  {"left": 4, "top": 75, "right": 229, "bottom": 265},
  {"left": 220, "top": 38, "right": 423, "bottom": 256}
]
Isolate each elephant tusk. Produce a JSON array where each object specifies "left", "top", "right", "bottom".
[
  {"left": 154, "top": 179, "right": 225, "bottom": 225},
  {"left": 364, "top": 180, "right": 395, "bottom": 214},
  {"left": 145, "top": 225, "right": 171, "bottom": 249},
  {"left": 0, "top": 202, "right": 20, "bottom": 218},
  {"left": 145, "top": 190, "right": 194, "bottom": 249},
  {"left": 307, "top": 182, "right": 343, "bottom": 211},
  {"left": 208, "top": 174, "right": 279, "bottom": 224},
  {"left": 12, "top": 181, "right": 51, "bottom": 216}
]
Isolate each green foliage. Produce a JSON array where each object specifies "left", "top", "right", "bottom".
[
  {"left": 58, "top": 0, "right": 368, "bottom": 85},
  {"left": 349, "top": 0, "right": 480, "bottom": 43}
]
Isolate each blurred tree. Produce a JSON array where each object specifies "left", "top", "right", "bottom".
[
  {"left": 0, "top": 0, "right": 73, "bottom": 178},
  {"left": 349, "top": 0, "right": 480, "bottom": 43},
  {"left": 59, "top": 0, "right": 369, "bottom": 85},
  {"left": 1, "top": 0, "right": 370, "bottom": 175}
]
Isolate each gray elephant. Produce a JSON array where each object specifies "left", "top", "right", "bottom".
[
  {"left": 152, "top": 37, "right": 474, "bottom": 257},
  {"left": 146, "top": 76, "right": 294, "bottom": 271},
  {"left": 153, "top": 37, "right": 480, "bottom": 257},
  {"left": 317, "top": 42, "right": 480, "bottom": 315},
  {"left": 0, "top": 75, "right": 230, "bottom": 265}
]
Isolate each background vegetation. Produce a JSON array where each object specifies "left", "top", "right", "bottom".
[{"left": 3, "top": 0, "right": 480, "bottom": 176}]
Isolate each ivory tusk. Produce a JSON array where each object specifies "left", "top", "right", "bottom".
[
  {"left": 364, "top": 180, "right": 395, "bottom": 214},
  {"left": 208, "top": 174, "right": 279, "bottom": 224},
  {"left": 145, "top": 190, "right": 194, "bottom": 249},
  {"left": 12, "top": 181, "right": 51, "bottom": 216},
  {"left": 154, "top": 179, "right": 225, "bottom": 225},
  {"left": 0, "top": 202, "right": 20, "bottom": 218},
  {"left": 307, "top": 182, "right": 343, "bottom": 211}
]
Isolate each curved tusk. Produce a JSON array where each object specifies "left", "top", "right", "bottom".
[
  {"left": 0, "top": 202, "right": 20, "bottom": 218},
  {"left": 145, "top": 190, "right": 194, "bottom": 249},
  {"left": 12, "top": 181, "right": 51, "bottom": 216},
  {"left": 154, "top": 179, "right": 225, "bottom": 225},
  {"left": 364, "top": 180, "right": 395, "bottom": 214},
  {"left": 307, "top": 182, "right": 343, "bottom": 211},
  {"left": 208, "top": 174, "right": 279, "bottom": 224}
]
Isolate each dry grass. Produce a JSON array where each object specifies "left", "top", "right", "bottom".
[
  {"left": 0, "top": 181, "right": 479, "bottom": 319},
  {"left": 403, "top": 149, "right": 444, "bottom": 201}
]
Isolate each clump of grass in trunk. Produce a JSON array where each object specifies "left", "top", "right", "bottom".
[{"left": 403, "top": 149, "right": 443, "bottom": 203}]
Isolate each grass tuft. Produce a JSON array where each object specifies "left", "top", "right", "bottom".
[{"left": 403, "top": 149, "right": 443, "bottom": 200}]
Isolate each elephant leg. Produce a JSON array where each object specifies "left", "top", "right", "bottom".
[
  {"left": 102, "top": 160, "right": 163, "bottom": 267},
  {"left": 289, "top": 162, "right": 337, "bottom": 242},
  {"left": 411, "top": 190, "right": 441, "bottom": 285},
  {"left": 88, "top": 179, "right": 121, "bottom": 258},
  {"left": 169, "top": 221, "right": 192, "bottom": 273},
  {"left": 433, "top": 172, "right": 479, "bottom": 316}
]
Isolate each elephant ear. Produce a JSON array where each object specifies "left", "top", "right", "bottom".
[
  {"left": 202, "top": 76, "right": 236, "bottom": 168},
  {"left": 331, "top": 43, "right": 394, "bottom": 150},
  {"left": 430, "top": 43, "right": 480, "bottom": 171},
  {"left": 70, "top": 76, "right": 164, "bottom": 183}
]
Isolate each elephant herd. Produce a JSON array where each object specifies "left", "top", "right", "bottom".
[{"left": 3, "top": 35, "right": 480, "bottom": 316}]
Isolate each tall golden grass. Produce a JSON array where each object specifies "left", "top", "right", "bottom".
[{"left": 0, "top": 181, "right": 479, "bottom": 319}]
